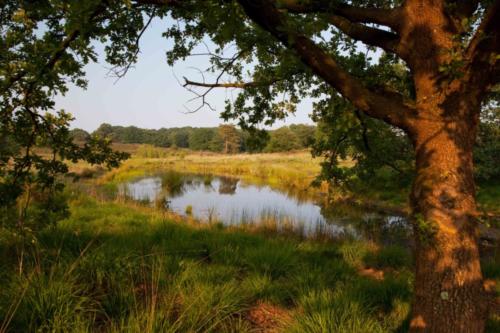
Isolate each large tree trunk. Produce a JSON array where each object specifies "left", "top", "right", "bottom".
[
  {"left": 235, "top": 1, "right": 496, "bottom": 331},
  {"left": 408, "top": 114, "right": 488, "bottom": 332}
]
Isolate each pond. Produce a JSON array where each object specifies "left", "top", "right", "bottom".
[{"left": 118, "top": 171, "right": 409, "bottom": 242}]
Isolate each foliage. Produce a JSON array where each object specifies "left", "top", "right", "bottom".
[
  {"left": 289, "top": 124, "right": 316, "bottom": 147},
  {"left": 188, "top": 127, "right": 218, "bottom": 151},
  {"left": 265, "top": 126, "right": 302, "bottom": 152},
  {"left": 0, "top": 1, "right": 130, "bottom": 231},
  {"left": 88, "top": 123, "right": 315, "bottom": 153},
  {"left": 310, "top": 55, "right": 415, "bottom": 191},
  {"left": 241, "top": 128, "right": 270, "bottom": 153},
  {"left": 312, "top": 96, "right": 499, "bottom": 192},
  {"left": 70, "top": 128, "right": 91, "bottom": 142},
  {"left": 218, "top": 124, "right": 241, "bottom": 154},
  {"left": 474, "top": 107, "right": 500, "bottom": 182},
  {"left": 0, "top": 113, "right": 128, "bottom": 231},
  {"left": 169, "top": 128, "right": 190, "bottom": 148}
]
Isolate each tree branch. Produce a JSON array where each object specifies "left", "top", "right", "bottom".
[
  {"left": 327, "top": 15, "right": 402, "bottom": 56},
  {"left": 237, "top": 0, "right": 415, "bottom": 130},
  {"left": 465, "top": 0, "right": 500, "bottom": 88},
  {"left": 133, "top": 0, "right": 183, "bottom": 6},
  {"left": 446, "top": 0, "right": 480, "bottom": 34},
  {"left": 179, "top": 48, "right": 253, "bottom": 112},
  {"left": 2, "top": 30, "right": 81, "bottom": 94},
  {"left": 276, "top": 0, "right": 402, "bottom": 29},
  {"left": 1, "top": 1, "right": 107, "bottom": 95},
  {"left": 108, "top": 9, "right": 156, "bottom": 80},
  {"left": 183, "top": 77, "right": 280, "bottom": 89}
]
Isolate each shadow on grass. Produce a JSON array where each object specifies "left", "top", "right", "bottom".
[{"left": 0, "top": 196, "right": 496, "bottom": 332}]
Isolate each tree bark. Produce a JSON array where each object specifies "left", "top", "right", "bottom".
[{"left": 408, "top": 112, "right": 488, "bottom": 332}]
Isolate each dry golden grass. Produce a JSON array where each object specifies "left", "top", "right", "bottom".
[{"left": 97, "top": 148, "right": 343, "bottom": 199}]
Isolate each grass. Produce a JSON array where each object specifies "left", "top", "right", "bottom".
[
  {"left": 97, "top": 149, "right": 328, "bottom": 202},
  {"left": 0, "top": 217, "right": 497, "bottom": 332},
  {"left": 477, "top": 182, "right": 500, "bottom": 217},
  {"left": 2, "top": 194, "right": 496, "bottom": 332},
  {"left": 69, "top": 146, "right": 498, "bottom": 217},
  {"left": 0, "top": 194, "right": 420, "bottom": 332},
  {"left": 10, "top": 147, "right": 496, "bottom": 332}
]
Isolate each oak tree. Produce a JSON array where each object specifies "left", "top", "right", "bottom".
[{"left": 1, "top": 0, "right": 498, "bottom": 332}]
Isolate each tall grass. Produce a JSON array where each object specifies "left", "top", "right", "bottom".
[
  {"left": 0, "top": 195, "right": 419, "bottom": 332},
  {"left": 69, "top": 147, "right": 498, "bottom": 214},
  {"left": 97, "top": 151, "right": 330, "bottom": 203},
  {"left": 22, "top": 147, "right": 496, "bottom": 332}
]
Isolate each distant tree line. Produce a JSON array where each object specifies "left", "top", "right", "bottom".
[
  {"left": 71, "top": 123, "right": 316, "bottom": 154},
  {"left": 71, "top": 112, "right": 499, "bottom": 185}
]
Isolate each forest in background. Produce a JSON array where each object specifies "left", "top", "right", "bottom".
[
  {"left": 71, "top": 123, "right": 316, "bottom": 153},
  {"left": 70, "top": 113, "right": 499, "bottom": 187}
]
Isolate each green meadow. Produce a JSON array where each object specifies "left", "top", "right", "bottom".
[
  {"left": 1, "top": 195, "right": 414, "bottom": 332},
  {"left": 1, "top": 149, "right": 499, "bottom": 332}
]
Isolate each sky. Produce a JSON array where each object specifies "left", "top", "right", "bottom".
[{"left": 54, "top": 18, "right": 314, "bottom": 132}]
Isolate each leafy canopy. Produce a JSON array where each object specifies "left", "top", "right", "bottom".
[{"left": 1, "top": 0, "right": 498, "bottom": 223}]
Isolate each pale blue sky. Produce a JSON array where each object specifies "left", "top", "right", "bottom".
[{"left": 55, "top": 18, "right": 314, "bottom": 132}]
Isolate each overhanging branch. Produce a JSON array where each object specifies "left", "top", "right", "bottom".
[
  {"left": 327, "top": 15, "right": 401, "bottom": 56},
  {"left": 183, "top": 77, "right": 281, "bottom": 89},
  {"left": 2, "top": 25, "right": 82, "bottom": 94},
  {"left": 133, "top": 0, "right": 183, "bottom": 6},
  {"left": 178, "top": 48, "right": 252, "bottom": 112},
  {"left": 465, "top": 0, "right": 500, "bottom": 88},
  {"left": 1, "top": 1, "right": 108, "bottom": 109},
  {"left": 237, "top": 0, "right": 415, "bottom": 130},
  {"left": 108, "top": 9, "right": 156, "bottom": 80},
  {"left": 277, "top": 0, "right": 402, "bottom": 29}
]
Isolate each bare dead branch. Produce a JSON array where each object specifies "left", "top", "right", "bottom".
[
  {"left": 175, "top": 48, "right": 253, "bottom": 113},
  {"left": 183, "top": 77, "right": 280, "bottom": 89}
]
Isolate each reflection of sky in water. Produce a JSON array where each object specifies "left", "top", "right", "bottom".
[
  {"left": 122, "top": 177, "right": 162, "bottom": 202},
  {"left": 119, "top": 175, "right": 406, "bottom": 239}
]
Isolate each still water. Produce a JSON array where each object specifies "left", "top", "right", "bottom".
[{"left": 119, "top": 171, "right": 408, "bottom": 240}]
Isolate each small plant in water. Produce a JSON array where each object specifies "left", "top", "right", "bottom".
[
  {"left": 153, "top": 194, "right": 170, "bottom": 210},
  {"left": 203, "top": 175, "right": 213, "bottom": 186},
  {"left": 185, "top": 205, "right": 193, "bottom": 215},
  {"left": 138, "top": 197, "right": 151, "bottom": 206},
  {"left": 161, "top": 171, "right": 184, "bottom": 196},
  {"left": 206, "top": 206, "right": 218, "bottom": 224}
]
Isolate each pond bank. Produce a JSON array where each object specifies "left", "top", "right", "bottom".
[
  {"left": 69, "top": 150, "right": 500, "bottom": 241},
  {"left": 3, "top": 193, "right": 499, "bottom": 332}
]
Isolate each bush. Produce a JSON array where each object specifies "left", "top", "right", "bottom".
[
  {"left": 136, "top": 144, "right": 170, "bottom": 158},
  {"left": 364, "top": 245, "right": 412, "bottom": 270}
]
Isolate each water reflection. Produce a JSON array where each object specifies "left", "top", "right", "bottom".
[
  {"left": 161, "top": 171, "right": 185, "bottom": 196},
  {"left": 218, "top": 177, "right": 238, "bottom": 195},
  {"left": 320, "top": 204, "right": 410, "bottom": 245},
  {"left": 118, "top": 171, "right": 409, "bottom": 240}
]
